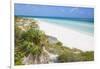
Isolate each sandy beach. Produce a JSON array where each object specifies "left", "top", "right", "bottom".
[{"left": 37, "top": 20, "right": 94, "bottom": 51}]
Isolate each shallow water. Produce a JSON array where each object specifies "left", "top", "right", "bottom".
[{"left": 35, "top": 18, "right": 94, "bottom": 36}]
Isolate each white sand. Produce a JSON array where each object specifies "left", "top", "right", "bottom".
[{"left": 37, "top": 20, "right": 94, "bottom": 51}]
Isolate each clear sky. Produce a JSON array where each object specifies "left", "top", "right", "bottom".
[{"left": 15, "top": 3, "right": 94, "bottom": 19}]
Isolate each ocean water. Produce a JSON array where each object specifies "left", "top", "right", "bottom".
[{"left": 34, "top": 18, "right": 94, "bottom": 36}]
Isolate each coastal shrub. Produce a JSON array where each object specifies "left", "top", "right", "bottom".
[
  {"left": 58, "top": 51, "right": 94, "bottom": 63},
  {"left": 58, "top": 51, "right": 75, "bottom": 62},
  {"left": 56, "top": 42, "right": 63, "bottom": 46},
  {"left": 21, "top": 28, "right": 45, "bottom": 45},
  {"left": 15, "top": 51, "right": 24, "bottom": 65},
  {"left": 80, "top": 51, "right": 94, "bottom": 61},
  {"left": 15, "top": 24, "right": 46, "bottom": 65}
]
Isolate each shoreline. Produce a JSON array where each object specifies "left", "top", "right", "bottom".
[{"left": 37, "top": 20, "right": 94, "bottom": 51}]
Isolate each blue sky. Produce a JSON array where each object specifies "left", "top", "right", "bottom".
[{"left": 15, "top": 3, "right": 94, "bottom": 19}]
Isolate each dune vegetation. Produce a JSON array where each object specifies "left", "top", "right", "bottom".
[{"left": 15, "top": 16, "right": 94, "bottom": 65}]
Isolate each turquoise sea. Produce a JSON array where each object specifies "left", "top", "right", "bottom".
[{"left": 34, "top": 18, "right": 94, "bottom": 36}]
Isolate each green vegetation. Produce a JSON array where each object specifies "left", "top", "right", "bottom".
[
  {"left": 15, "top": 16, "right": 47, "bottom": 65},
  {"left": 15, "top": 27, "right": 45, "bottom": 65},
  {"left": 58, "top": 51, "right": 94, "bottom": 62},
  {"left": 80, "top": 51, "right": 94, "bottom": 61},
  {"left": 15, "top": 16, "right": 94, "bottom": 65},
  {"left": 46, "top": 42, "right": 94, "bottom": 62}
]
